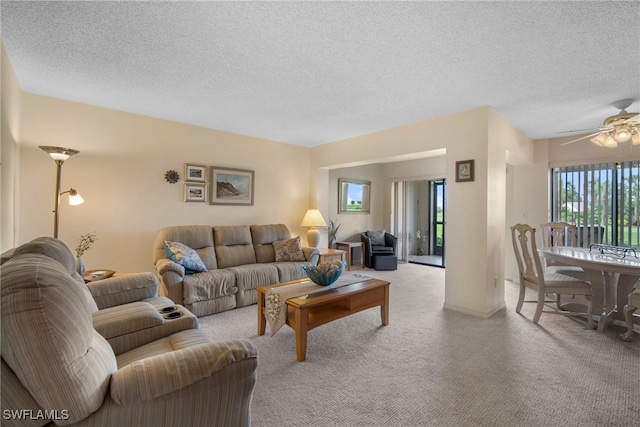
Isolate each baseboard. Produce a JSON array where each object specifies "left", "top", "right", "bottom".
[{"left": 443, "top": 300, "right": 506, "bottom": 319}]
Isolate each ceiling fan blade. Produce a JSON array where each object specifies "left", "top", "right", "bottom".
[
  {"left": 555, "top": 127, "right": 600, "bottom": 134},
  {"left": 560, "top": 132, "right": 602, "bottom": 146}
]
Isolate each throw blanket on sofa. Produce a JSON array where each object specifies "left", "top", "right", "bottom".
[{"left": 265, "top": 273, "right": 372, "bottom": 336}]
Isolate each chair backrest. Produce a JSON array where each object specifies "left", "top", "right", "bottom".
[
  {"left": 153, "top": 225, "right": 218, "bottom": 269},
  {"left": 1, "top": 253, "right": 117, "bottom": 424},
  {"left": 540, "top": 222, "right": 578, "bottom": 248},
  {"left": 511, "top": 224, "right": 544, "bottom": 287}
]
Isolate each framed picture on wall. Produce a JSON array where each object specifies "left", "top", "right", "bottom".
[
  {"left": 456, "top": 159, "right": 474, "bottom": 182},
  {"left": 184, "top": 163, "right": 207, "bottom": 182},
  {"left": 338, "top": 178, "right": 371, "bottom": 214},
  {"left": 184, "top": 183, "right": 208, "bottom": 202},
  {"left": 210, "top": 166, "right": 255, "bottom": 206}
]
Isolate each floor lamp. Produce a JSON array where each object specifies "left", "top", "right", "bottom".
[{"left": 39, "top": 146, "right": 84, "bottom": 238}]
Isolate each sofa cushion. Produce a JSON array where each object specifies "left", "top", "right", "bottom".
[
  {"left": 273, "top": 262, "right": 308, "bottom": 283},
  {"left": 229, "top": 264, "right": 279, "bottom": 307},
  {"left": 273, "top": 236, "right": 306, "bottom": 262},
  {"left": 153, "top": 225, "right": 218, "bottom": 270},
  {"left": 1, "top": 253, "right": 117, "bottom": 424},
  {"left": 183, "top": 269, "right": 238, "bottom": 306},
  {"left": 251, "top": 224, "right": 292, "bottom": 263},
  {"left": 367, "top": 229, "right": 386, "bottom": 246},
  {"left": 372, "top": 246, "right": 395, "bottom": 254},
  {"left": 115, "top": 328, "right": 215, "bottom": 368},
  {"left": 163, "top": 240, "right": 208, "bottom": 273},
  {"left": 214, "top": 225, "right": 256, "bottom": 268}
]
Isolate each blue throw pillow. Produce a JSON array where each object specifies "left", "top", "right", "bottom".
[
  {"left": 367, "top": 230, "right": 386, "bottom": 246},
  {"left": 163, "top": 241, "right": 207, "bottom": 274}
]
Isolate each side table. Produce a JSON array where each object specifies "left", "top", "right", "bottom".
[
  {"left": 335, "top": 241, "right": 365, "bottom": 270},
  {"left": 317, "top": 248, "right": 346, "bottom": 264}
]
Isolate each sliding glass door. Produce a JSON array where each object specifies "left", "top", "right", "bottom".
[
  {"left": 391, "top": 178, "right": 445, "bottom": 267},
  {"left": 550, "top": 161, "right": 639, "bottom": 247},
  {"left": 431, "top": 180, "right": 445, "bottom": 259}
]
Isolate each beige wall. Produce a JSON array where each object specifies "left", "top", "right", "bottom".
[
  {"left": 311, "top": 107, "right": 535, "bottom": 318},
  {"left": 15, "top": 94, "right": 310, "bottom": 272},
  {"left": 7, "top": 41, "right": 637, "bottom": 317},
  {"left": 327, "top": 164, "right": 384, "bottom": 244},
  {"left": 1, "top": 43, "right": 22, "bottom": 250}
]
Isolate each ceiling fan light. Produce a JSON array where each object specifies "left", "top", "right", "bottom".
[
  {"left": 603, "top": 135, "right": 618, "bottom": 148},
  {"left": 613, "top": 126, "right": 632, "bottom": 143},
  {"left": 632, "top": 132, "right": 640, "bottom": 145},
  {"left": 590, "top": 133, "right": 608, "bottom": 147}
]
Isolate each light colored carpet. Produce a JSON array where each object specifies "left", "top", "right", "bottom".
[{"left": 197, "top": 263, "right": 639, "bottom": 427}]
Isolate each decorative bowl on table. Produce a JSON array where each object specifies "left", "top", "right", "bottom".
[{"left": 303, "top": 260, "right": 346, "bottom": 286}]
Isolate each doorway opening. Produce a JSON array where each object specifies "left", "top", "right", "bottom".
[{"left": 391, "top": 179, "right": 445, "bottom": 268}]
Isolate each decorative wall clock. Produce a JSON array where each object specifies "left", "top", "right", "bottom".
[{"left": 164, "top": 170, "right": 180, "bottom": 184}]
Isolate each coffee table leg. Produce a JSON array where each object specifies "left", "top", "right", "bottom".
[
  {"left": 257, "top": 291, "right": 266, "bottom": 336},
  {"left": 381, "top": 284, "right": 389, "bottom": 326},
  {"left": 295, "top": 307, "right": 309, "bottom": 362}
]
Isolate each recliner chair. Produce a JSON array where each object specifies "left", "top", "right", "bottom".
[
  {"left": 1, "top": 237, "right": 258, "bottom": 426},
  {"left": 361, "top": 230, "right": 398, "bottom": 270}
]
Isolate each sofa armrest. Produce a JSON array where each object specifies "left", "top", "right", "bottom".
[
  {"left": 384, "top": 233, "right": 398, "bottom": 252},
  {"left": 92, "top": 302, "right": 164, "bottom": 340},
  {"left": 88, "top": 272, "right": 159, "bottom": 310},
  {"left": 110, "top": 339, "right": 258, "bottom": 404},
  {"left": 155, "top": 258, "right": 185, "bottom": 278},
  {"left": 302, "top": 247, "right": 319, "bottom": 266},
  {"left": 154, "top": 258, "right": 186, "bottom": 304}
]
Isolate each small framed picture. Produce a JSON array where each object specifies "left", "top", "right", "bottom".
[
  {"left": 456, "top": 159, "right": 474, "bottom": 182},
  {"left": 210, "top": 166, "right": 255, "bottom": 206},
  {"left": 184, "top": 164, "right": 207, "bottom": 182},
  {"left": 184, "top": 183, "right": 208, "bottom": 202}
]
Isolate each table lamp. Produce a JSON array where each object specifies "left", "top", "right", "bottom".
[{"left": 300, "top": 209, "right": 327, "bottom": 249}]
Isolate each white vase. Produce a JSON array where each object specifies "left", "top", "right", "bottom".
[{"left": 76, "top": 257, "right": 85, "bottom": 277}]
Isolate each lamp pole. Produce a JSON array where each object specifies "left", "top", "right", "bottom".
[
  {"left": 53, "top": 159, "right": 64, "bottom": 238},
  {"left": 39, "top": 146, "right": 80, "bottom": 238}
]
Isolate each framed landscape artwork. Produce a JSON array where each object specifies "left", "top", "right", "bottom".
[
  {"left": 210, "top": 166, "right": 255, "bottom": 205},
  {"left": 184, "top": 163, "right": 207, "bottom": 182},
  {"left": 184, "top": 183, "right": 207, "bottom": 202},
  {"left": 338, "top": 178, "right": 371, "bottom": 214}
]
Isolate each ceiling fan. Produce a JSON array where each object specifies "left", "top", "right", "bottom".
[{"left": 561, "top": 99, "right": 639, "bottom": 148}]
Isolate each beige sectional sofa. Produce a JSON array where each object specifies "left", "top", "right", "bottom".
[
  {"left": 1, "top": 236, "right": 258, "bottom": 426},
  {"left": 152, "top": 223, "right": 319, "bottom": 317}
]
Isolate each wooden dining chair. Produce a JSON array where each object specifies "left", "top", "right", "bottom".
[
  {"left": 620, "top": 288, "right": 640, "bottom": 342},
  {"left": 539, "top": 221, "right": 587, "bottom": 281},
  {"left": 540, "top": 221, "right": 578, "bottom": 248},
  {"left": 511, "top": 224, "right": 595, "bottom": 327}
]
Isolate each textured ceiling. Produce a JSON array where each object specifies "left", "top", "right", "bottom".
[{"left": 2, "top": 1, "right": 639, "bottom": 147}]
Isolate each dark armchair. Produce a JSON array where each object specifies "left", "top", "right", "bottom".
[{"left": 360, "top": 230, "right": 398, "bottom": 269}]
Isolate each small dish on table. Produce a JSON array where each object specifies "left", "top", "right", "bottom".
[{"left": 84, "top": 269, "right": 116, "bottom": 282}]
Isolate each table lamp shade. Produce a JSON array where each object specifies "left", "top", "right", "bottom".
[{"left": 301, "top": 209, "right": 327, "bottom": 248}]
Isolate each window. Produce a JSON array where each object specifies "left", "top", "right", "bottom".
[{"left": 550, "top": 161, "right": 639, "bottom": 248}]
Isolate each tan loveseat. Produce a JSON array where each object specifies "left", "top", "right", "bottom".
[
  {"left": 1, "top": 237, "right": 258, "bottom": 426},
  {"left": 152, "top": 224, "right": 319, "bottom": 317}
]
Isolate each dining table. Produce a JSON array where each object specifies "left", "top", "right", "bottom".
[{"left": 539, "top": 246, "right": 640, "bottom": 332}]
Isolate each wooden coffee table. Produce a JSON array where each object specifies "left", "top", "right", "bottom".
[{"left": 257, "top": 278, "right": 390, "bottom": 361}]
